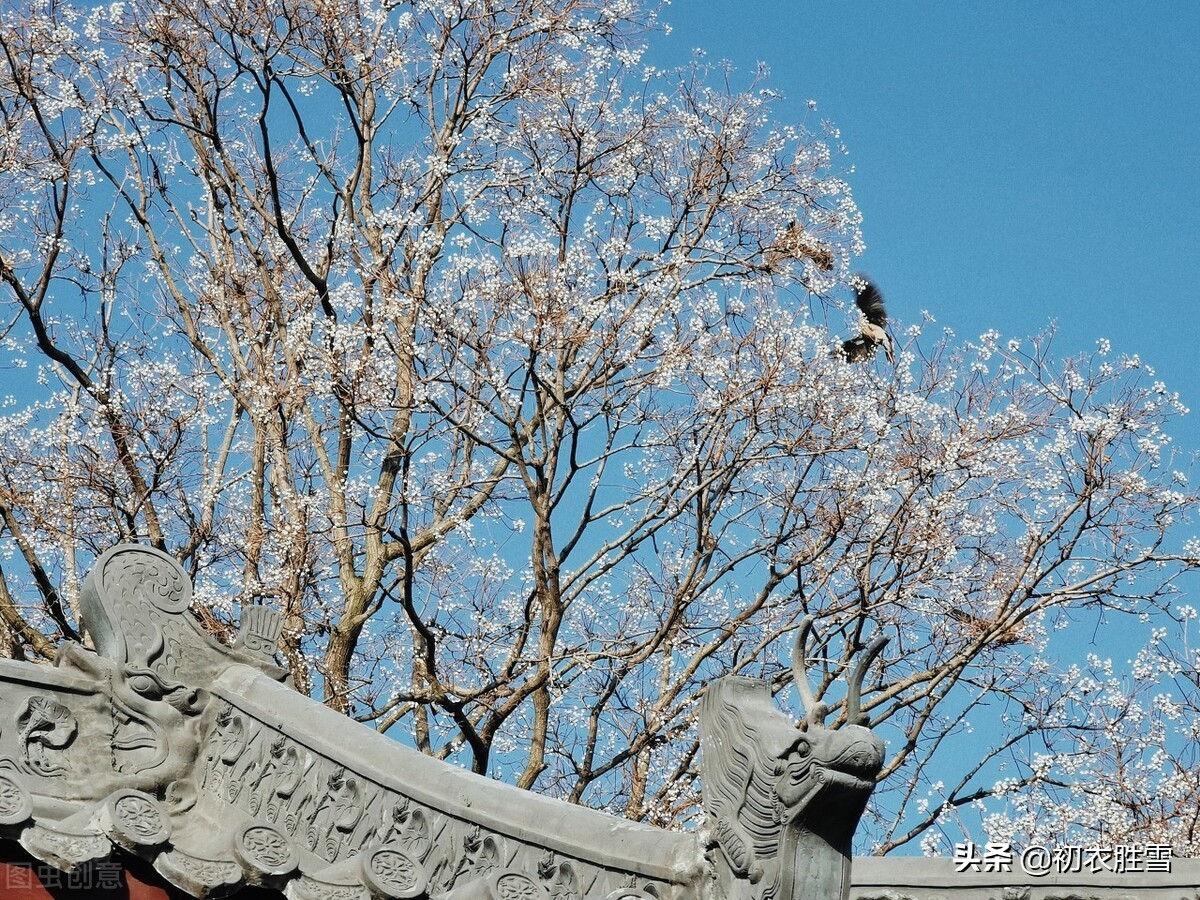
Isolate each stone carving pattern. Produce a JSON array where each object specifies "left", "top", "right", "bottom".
[
  {"left": 462, "top": 826, "right": 504, "bottom": 881},
  {"left": 198, "top": 705, "right": 669, "bottom": 900},
  {"left": 42, "top": 546, "right": 214, "bottom": 793},
  {"left": 308, "top": 765, "right": 366, "bottom": 858},
  {"left": 155, "top": 848, "right": 245, "bottom": 896},
  {"left": 0, "top": 543, "right": 687, "bottom": 900},
  {"left": 20, "top": 823, "right": 111, "bottom": 871},
  {"left": 0, "top": 769, "right": 33, "bottom": 824},
  {"left": 364, "top": 847, "right": 426, "bottom": 898},
  {"left": 17, "top": 695, "right": 78, "bottom": 776},
  {"left": 497, "top": 873, "right": 542, "bottom": 900},
  {"left": 108, "top": 790, "right": 170, "bottom": 846},
  {"left": 240, "top": 823, "right": 297, "bottom": 871},
  {"left": 539, "top": 854, "right": 580, "bottom": 900},
  {"left": 377, "top": 796, "right": 433, "bottom": 862},
  {"left": 101, "top": 549, "right": 191, "bottom": 681},
  {"left": 236, "top": 604, "right": 283, "bottom": 660},
  {"left": 244, "top": 734, "right": 301, "bottom": 819},
  {"left": 292, "top": 878, "right": 370, "bottom": 900}
]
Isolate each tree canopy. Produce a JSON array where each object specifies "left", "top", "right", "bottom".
[{"left": 1, "top": 0, "right": 1198, "bottom": 853}]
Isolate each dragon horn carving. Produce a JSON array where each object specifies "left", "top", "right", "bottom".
[
  {"left": 791, "top": 616, "right": 888, "bottom": 727},
  {"left": 701, "top": 618, "right": 889, "bottom": 900},
  {"left": 845, "top": 634, "right": 889, "bottom": 726},
  {"left": 790, "top": 616, "right": 829, "bottom": 728}
]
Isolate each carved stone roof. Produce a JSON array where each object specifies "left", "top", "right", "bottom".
[
  {"left": 0, "top": 544, "right": 714, "bottom": 898},
  {"left": 18, "top": 544, "right": 1185, "bottom": 900}
]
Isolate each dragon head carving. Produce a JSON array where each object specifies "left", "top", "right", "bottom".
[{"left": 699, "top": 618, "right": 887, "bottom": 900}]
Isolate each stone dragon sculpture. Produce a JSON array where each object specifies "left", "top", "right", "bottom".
[
  {"left": 0, "top": 545, "right": 891, "bottom": 900},
  {"left": 699, "top": 618, "right": 888, "bottom": 900}
]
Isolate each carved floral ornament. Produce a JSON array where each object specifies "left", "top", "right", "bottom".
[
  {"left": 0, "top": 770, "right": 32, "bottom": 825},
  {"left": 0, "top": 544, "right": 899, "bottom": 900},
  {"left": 17, "top": 695, "right": 78, "bottom": 777}
]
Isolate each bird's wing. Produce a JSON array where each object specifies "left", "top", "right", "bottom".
[{"left": 854, "top": 279, "right": 887, "bottom": 328}]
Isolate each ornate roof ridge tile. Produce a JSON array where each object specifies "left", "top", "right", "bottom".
[{"left": 0, "top": 544, "right": 886, "bottom": 900}]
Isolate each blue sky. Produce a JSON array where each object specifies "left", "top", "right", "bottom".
[
  {"left": 649, "top": 5, "right": 1200, "bottom": 847},
  {"left": 657, "top": 1, "right": 1200, "bottom": 448}
]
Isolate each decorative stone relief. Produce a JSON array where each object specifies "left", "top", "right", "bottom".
[
  {"left": 17, "top": 695, "right": 77, "bottom": 776},
  {"left": 98, "top": 788, "right": 172, "bottom": 853},
  {"left": 375, "top": 798, "right": 432, "bottom": 862},
  {"left": 19, "top": 822, "right": 112, "bottom": 873},
  {"left": 53, "top": 635, "right": 204, "bottom": 791},
  {"left": 359, "top": 845, "right": 428, "bottom": 900},
  {"left": 234, "top": 822, "right": 301, "bottom": 887},
  {"left": 236, "top": 605, "right": 285, "bottom": 663},
  {"left": 197, "top": 711, "right": 394, "bottom": 867},
  {"left": 189, "top": 692, "right": 686, "bottom": 900},
  {"left": 446, "top": 869, "right": 550, "bottom": 900},
  {"left": 77, "top": 544, "right": 288, "bottom": 692},
  {"left": 247, "top": 735, "right": 304, "bottom": 820},
  {"left": 463, "top": 826, "right": 504, "bottom": 880},
  {"left": 308, "top": 766, "right": 366, "bottom": 858},
  {"left": 0, "top": 769, "right": 33, "bottom": 827},
  {"left": 289, "top": 876, "right": 371, "bottom": 900},
  {"left": 155, "top": 847, "right": 245, "bottom": 897},
  {"left": 199, "top": 702, "right": 248, "bottom": 802},
  {"left": 538, "top": 853, "right": 580, "bottom": 900},
  {"left": 497, "top": 871, "right": 549, "bottom": 900}
]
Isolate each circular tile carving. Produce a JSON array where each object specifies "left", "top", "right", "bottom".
[
  {"left": 105, "top": 789, "right": 171, "bottom": 847},
  {"left": 604, "top": 891, "right": 657, "bottom": 900},
  {"left": 494, "top": 872, "right": 541, "bottom": 900},
  {"left": 0, "top": 771, "right": 32, "bottom": 825},
  {"left": 361, "top": 846, "right": 427, "bottom": 899},
  {"left": 235, "top": 822, "right": 299, "bottom": 881}
]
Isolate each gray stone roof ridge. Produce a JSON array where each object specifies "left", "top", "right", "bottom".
[{"left": 1, "top": 542, "right": 1187, "bottom": 900}]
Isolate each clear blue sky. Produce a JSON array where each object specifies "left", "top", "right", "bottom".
[{"left": 657, "top": 1, "right": 1200, "bottom": 448}]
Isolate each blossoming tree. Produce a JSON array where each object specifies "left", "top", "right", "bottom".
[{"left": 1, "top": 0, "right": 1197, "bottom": 853}]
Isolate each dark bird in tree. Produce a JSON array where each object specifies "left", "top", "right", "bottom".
[{"left": 840, "top": 277, "right": 894, "bottom": 364}]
